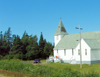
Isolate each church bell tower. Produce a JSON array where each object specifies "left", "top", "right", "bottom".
[{"left": 54, "top": 19, "right": 68, "bottom": 46}]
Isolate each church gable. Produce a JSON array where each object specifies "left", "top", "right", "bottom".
[{"left": 84, "top": 39, "right": 100, "bottom": 49}]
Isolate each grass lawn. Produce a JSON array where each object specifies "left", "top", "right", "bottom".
[
  {"left": 45, "top": 63, "right": 100, "bottom": 74},
  {"left": 23, "top": 59, "right": 100, "bottom": 74},
  {"left": 0, "top": 59, "right": 99, "bottom": 77}
]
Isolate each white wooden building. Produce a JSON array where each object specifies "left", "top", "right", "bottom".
[{"left": 53, "top": 20, "right": 100, "bottom": 65}]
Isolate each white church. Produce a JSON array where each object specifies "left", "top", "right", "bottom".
[{"left": 53, "top": 20, "right": 100, "bottom": 65}]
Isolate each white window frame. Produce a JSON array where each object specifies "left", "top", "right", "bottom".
[
  {"left": 57, "top": 50, "right": 58, "bottom": 53},
  {"left": 78, "top": 49, "right": 80, "bottom": 55},
  {"left": 72, "top": 49, "right": 74, "bottom": 55}
]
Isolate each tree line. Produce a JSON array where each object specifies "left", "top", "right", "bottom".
[{"left": 0, "top": 27, "right": 54, "bottom": 60}]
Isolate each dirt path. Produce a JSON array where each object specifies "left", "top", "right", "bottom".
[
  {"left": 0, "top": 74, "right": 7, "bottom": 77},
  {"left": 0, "top": 70, "right": 37, "bottom": 77},
  {"left": 23, "top": 61, "right": 47, "bottom": 65}
]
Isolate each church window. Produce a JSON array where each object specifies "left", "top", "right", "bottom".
[
  {"left": 72, "top": 49, "right": 74, "bottom": 55},
  {"left": 85, "top": 49, "right": 87, "bottom": 55},
  {"left": 78, "top": 49, "right": 80, "bottom": 55},
  {"left": 64, "top": 49, "right": 66, "bottom": 56}
]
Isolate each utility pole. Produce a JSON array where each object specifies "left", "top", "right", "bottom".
[{"left": 75, "top": 24, "right": 83, "bottom": 68}]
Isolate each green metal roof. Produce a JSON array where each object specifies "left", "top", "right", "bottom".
[
  {"left": 84, "top": 39, "right": 100, "bottom": 49},
  {"left": 54, "top": 31, "right": 100, "bottom": 49},
  {"left": 54, "top": 20, "right": 68, "bottom": 35}
]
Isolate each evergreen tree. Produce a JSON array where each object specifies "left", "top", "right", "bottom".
[
  {"left": 0, "top": 31, "right": 3, "bottom": 41},
  {"left": 22, "top": 31, "right": 28, "bottom": 37},
  {"left": 21, "top": 31, "right": 29, "bottom": 55},
  {"left": 5, "top": 27, "right": 12, "bottom": 47},
  {"left": 0, "top": 37, "right": 3, "bottom": 57},
  {"left": 0, "top": 31, "right": 3, "bottom": 55},
  {"left": 26, "top": 35, "right": 39, "bottom": 60},
  {"left": 0, "top": 30, "right": 11, "bottom": 56},
  {"left": 0, "top": 28, "right": 54, "bottom": 60},
  {"left": 0, "top": 39, "right": 9, "bottom": 56},
  {"left": 10, "top": 35, "right": 23, "bottom": 59},
  {"left": 44, "top": 42, "right": 54, "bottom": 58},
  {"left": 39, "top": 32, "right": 45, "bottom": 58}
]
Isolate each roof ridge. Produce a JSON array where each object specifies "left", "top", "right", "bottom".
[
  {"left": 64, "top": 30, "right": 100, "bottom": 36},
  {"left": 83, "top": 38, "right": 97, "bottom": 40}
]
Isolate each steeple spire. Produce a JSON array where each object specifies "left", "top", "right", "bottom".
[{"left": 54, "top": 19, "right": 68, "bottom": 35}]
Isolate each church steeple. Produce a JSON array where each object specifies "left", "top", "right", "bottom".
[
  {"left": 54, "top": 20, "right": 68, "bottom": 35},
  {"left": 54, "top": 19, "right": 68, "bottom": 46}
]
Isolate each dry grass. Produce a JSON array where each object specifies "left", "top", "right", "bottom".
[{"left": 0, "top": 69, "right": 37, "bottom": 77}]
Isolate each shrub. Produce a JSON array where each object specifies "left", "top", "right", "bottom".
[
  {"left": 7, "top": 55, "right": 14, "bottom": 60},
  {"left": 0, "top": 55, "right": 3, "bottom": 60},
  {"left": 84, "top": 71, "right": 99, "bottom": 77}
]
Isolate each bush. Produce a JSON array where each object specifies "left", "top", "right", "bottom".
[
  {"left": 0, "top": 55, "right": 3, "bottom": 60},
  {"left": 8, "top": 55, "right": 14, "bottom": 60},
  {"left": 84, "top": 71, "right": 99, "bottom": 77},
  {"left": 2, "top": 55, "right": 9, "bottom": 59}
]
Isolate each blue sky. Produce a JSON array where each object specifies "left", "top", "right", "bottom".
[{"left": 0, "top": 0, "right": 100, "bottom": 44}]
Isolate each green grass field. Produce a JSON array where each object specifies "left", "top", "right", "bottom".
[
  {"left": 23, "top": 59, "right": 100, "bottom": 74},
  {"left": 0, "top": 59, "right": 99, "bottom": 77},
  {"left": 45, "top": 62, "right": 100, "bottom": 74},
  {"left": 22, "top": 59, "right": 100, "bottom": 76}
]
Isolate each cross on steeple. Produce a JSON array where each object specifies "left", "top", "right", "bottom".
[{"left": 60, "top": 17, "right": 62, "bottom": 20}]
